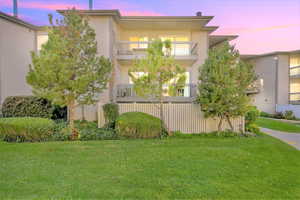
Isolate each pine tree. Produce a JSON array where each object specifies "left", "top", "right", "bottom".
[
  {"left": 198, "top": 42, "right": 257, "bottom": 132},
  {"left": 27, "top": 9, "right": 112, "bottom": 138}
]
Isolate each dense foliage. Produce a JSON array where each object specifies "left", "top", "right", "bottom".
[
  {"left": 1, "top": 96, "right": 67, "bottom": 120},
  {"left": 26, "top": 9, "right": 112, "bottom": 137},
  {"left": 0, "top": 117, "right": 55, "bottom": 142},
  {"left": 245, "top": 106, "right": 260, "bottom": 133},
  {"left": 116, "top": 112, "right": 165, "bottom": 138},
  {"left": 76, "top": 121, "right": 117, "bottom": 140},
  {"left": 102, "top": 103, "right": 119, "bottom": 128},
  {"left": 198, "top": 42, "right": 257, "bottom": 131},
  {"left": 261, "top": 110, "right": 297, "bottom": 121}
]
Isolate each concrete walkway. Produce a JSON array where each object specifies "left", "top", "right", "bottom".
[{"left": 260, "top": 128, "right": 300, "bottom": 150}]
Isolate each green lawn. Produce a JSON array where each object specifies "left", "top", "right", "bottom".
[
  {"left": 0, "top": 136, "right": 300, "bottom": 199},
  {"left": 257, "top": 117, "right": 300, "bottom": 133}
]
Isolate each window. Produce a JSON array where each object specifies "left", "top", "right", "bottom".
[
  {"left": 160, "top": 36, "right": 189, "bottom": 56},
  {"left": 129, "top": 37, "right": 148, "bottom": 49}
]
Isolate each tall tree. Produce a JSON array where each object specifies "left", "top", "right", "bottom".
[
  {"left": 129, "top": 39, "right": 186, "bottom": 135},
  {"left": 198, "top": 42, "right": 257, "bottom": 132},
  {"left": 27, "top": 9, "right": 112, "bottom": 137}
]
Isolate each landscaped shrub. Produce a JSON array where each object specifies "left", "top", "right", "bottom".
[
  {"left": 245, "top": 106, "right": 260, "bottom": 134},
  {"left": 260, "top": 111, "right": 273, "bottom": 118},
  {"left": 51, "top": 121, "right": 72, "bottom": 141},
  {"left": 283, "top": 110, "right": 296, "bottom": 120},
  {"left": 273, "top": 112, "right": 284, "bottom": 119},
  {"left": 102, "top": 103, "right": 119, "bottom": 128},
  {"left": 76, "top": 120, "right": 117, "bottom": 140},
  {"left": 115, "top": 112, "right": 164, "bottom": 138},
  {"left": 1, "top": 96, "right": 67, "bottom": 120},
  {"left": 245, "top": 106, "right": 260, "bottom": 126},
  {"left": 0, "top": 117, "right": 55, "bottom": 142}
]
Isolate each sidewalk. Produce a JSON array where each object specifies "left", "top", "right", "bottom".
[{"left": 260, "top": 127, "right": 300, "bottom": 150}]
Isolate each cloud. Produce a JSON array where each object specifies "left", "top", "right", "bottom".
[
  {"left": 0, "top": 0, "right": 85, "bottom": 10},
  {"left": 216, "top": 24, "right": 300, "bottom": 35}
]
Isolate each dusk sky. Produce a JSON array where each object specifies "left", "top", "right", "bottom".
[{"left": 1, "top": 0, "right": 299, "bottom": 54}]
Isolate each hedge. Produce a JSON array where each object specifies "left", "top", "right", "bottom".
[
  {"left": 1, "top": 96, "right": 67, "bottom": 120},
  {"left": 0, "top": 117, "right": 55, "bottom": 142},
  {"left": 116, "top": 112, "right": 164, "bottom": 138}
]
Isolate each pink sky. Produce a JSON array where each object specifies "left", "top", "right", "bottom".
[{"left": 1, "top": 0, "right": 299, "bottom": 54}]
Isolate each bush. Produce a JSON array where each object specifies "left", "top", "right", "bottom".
[
  {"left": 76, "top": 120, "right": 117, "bottom": 140},
  {"left": 0, "top": 117, "right": 55, "bottom": 142},
  {"left": 116, "top": 112, "right": 164, "bottom": 138},
  {"left": 245, "top": 106, "right": 260, "bottom": 126},
  {"left": 245, "top": 106, "right": 260, "bottom": 134},
  {"left": 1, "top": 96, "right": 67, "bottom": 120},
  {"left": 260, "top": 111, "right": 272, "bottom": 118},
  {"left": 51, "top": 121, "right": 72, "bottom": 141},
  {"left": 102, "top": 103, "right": 119, "bottom": 128},
  {"left": 283, "top": 110, "right": 296, "bottom": 120},
  {"left": 273, "top": 112, "right": 284, "bottom": 119}
]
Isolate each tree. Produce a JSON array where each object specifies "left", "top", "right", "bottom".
[
  {"left": 197, "top": 42, "right": 257, "bottom": 132},
  {"left": 129, "top": 39, "right": 186, "bottom": 135},
  {"left": 27, "top": 9, "right": 112, "bottom": 138}
]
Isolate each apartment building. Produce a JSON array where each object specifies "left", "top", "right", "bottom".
[
  {"left": 243, "top": 50, "right": 300, "bottom": 116},
  {"left": 0, "top": 10, "right": 243, "bottom": 133}
]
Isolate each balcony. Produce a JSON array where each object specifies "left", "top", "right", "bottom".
[
  {"left": 116, "top": 41, "right": 198, "bottom": 65},
  {"left": 290, "top": 66, "right": 300, "bottom": 78},
  {"left": 115, "top": 84, "right": 197, "bottom": 102}
]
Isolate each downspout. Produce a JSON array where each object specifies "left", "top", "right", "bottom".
[{"left": 274, "top": 56, "right": 279, "bottom": 111}]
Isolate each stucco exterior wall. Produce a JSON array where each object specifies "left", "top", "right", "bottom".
[
  {"left": 249, "top": 56, "right": 277, "bottom": 113},
  {"left": 276, "top": 54, "right": 289, "bottom": 105},
  {"left": 0, "top": 18, "right": 36, "bottom": 104}
]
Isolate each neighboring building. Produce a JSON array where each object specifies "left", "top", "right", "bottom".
[
  {"left": 243, "top": 50, "right": 300, "bottom": 116},
  {"left": 0, "top": 10, "right": 243, "bottom": 133}
]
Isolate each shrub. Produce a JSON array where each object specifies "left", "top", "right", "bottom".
[
  {"left": 0, "top": 117, "right": 55, "bottom": 142},
  {"left": 245, "top": 106, "right": 260, "bottom": 126},
  {"left": 273, "top": 112, "right": 284, "bottom": 119},
  {"left": 260, "top": 111, "right": 272, "bottom": 118},
  {"left": 102, "top": 103, "right": 119, "bottom": 128},
  {"left": 283, "top": 110, "right": 296, "bottom": 120},
  {"left": 51, "top": 121, "right": 72, "bottom": 141},
  {"left": 1, "top": 96, "right": 67, "bottom": 120},
  {"left": 76, "top": 120, "right": 117, "bottom": 140},
  {"left": 116, "top": 112, "right": 164, "bottom": 138}
]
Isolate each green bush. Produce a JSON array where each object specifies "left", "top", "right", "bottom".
[
  {"left": 116, "top": 112, "right": 164, "bottom": 138},
  {"left": 1, "top": 96, "right": 67, "bottom": 120},
  {"left": 76, "top": 120, "right": 117, "bottom": 140},
  {"left": 283, "top": 110, "right": 296, "bottom": 120},
  {"left": 260, "top": 111, "right": 272, "bottom": 118},
  {"left": 245, "top": 106, "right": 260, "bottom": 134},
  {"left": 245, "top": 106, "right": 260, "bottom": 126},
  {"left": 102, "top": 103, "right": 119, "bottom": 128},
  {"left": 51, "top": 121, "right": 72, "bottom": 141},
  {"left": 0, "top": 117, "right": 55, "bottom": 142}
]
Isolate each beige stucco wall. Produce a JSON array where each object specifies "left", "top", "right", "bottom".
[
  {"left": 0, "top": 18, "right": 36, "bottom": 104},
  {"left": 276, "top": 55, "right": 289, "bottom": 105},
  {"left": 249, "top": 54, "right": 289, "bottom": 113},
  {"left": 249, "top": 56, "right": 277, "bottom": 113}
]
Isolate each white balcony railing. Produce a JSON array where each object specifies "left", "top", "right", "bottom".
[
  {"left": 117, "top": 41, "right": 198, "bottom": 57},
  {"left": 115, "top": 84, "right": 197, "bottom": 102}
]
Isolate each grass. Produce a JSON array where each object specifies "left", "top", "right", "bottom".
[
  {"left": 0, "top": 135, "right": 300, "bottom": 199},
  {"left": 257, "top": 117, "right": 300, "bottom": 133}
]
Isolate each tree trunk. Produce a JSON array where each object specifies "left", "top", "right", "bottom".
[
  {"left": 226, "top": 115, "right": 234, "bottom": 132},
  {"left": 218, "top": 116, "right": 223, "bottom": 132},
  {"left": 68, "top": 100, "right": 78, "bottom": 140}
]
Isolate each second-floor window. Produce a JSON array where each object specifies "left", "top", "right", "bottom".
[{"left": 129, "top": 37, "right": 148, "bottom": 49}]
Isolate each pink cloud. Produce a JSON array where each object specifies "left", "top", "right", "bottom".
[{"left": 0, "top": 0, "right": 84, "bottom": 10}]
